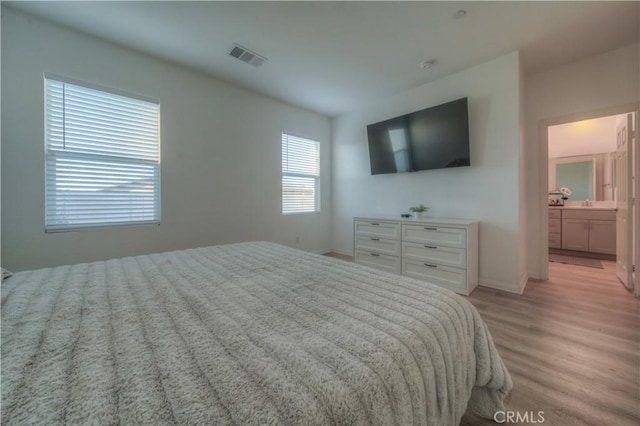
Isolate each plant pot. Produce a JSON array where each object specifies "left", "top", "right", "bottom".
[{"left": 413, "top": 212, "right": 424, "bottom": 219}]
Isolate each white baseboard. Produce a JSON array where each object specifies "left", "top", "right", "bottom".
[
  {"left": 528, "top": 272, "right": 544, "bottom": 280},
  {"left": 479, "top": 277, "right": 525, "bottom": 295},
  {"left": 518, "top": 272, "right": 528, "bottom": 293},
  {"left": 329, "top": 248, "right": 353, "bottom": 257},
  {"left": 311, "top": 248, "right": 333, "bottom": 255}
]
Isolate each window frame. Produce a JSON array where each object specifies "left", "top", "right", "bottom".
[
  {"left": 281, "top": 132, "right": 321, "bottom": 215},
  {"left": 44, "top": 73, "right": 161, "bottom": 232}
]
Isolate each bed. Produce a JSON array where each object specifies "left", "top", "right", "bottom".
[{"left": 1, "top": 241, "right": 511, "bottom": 425}]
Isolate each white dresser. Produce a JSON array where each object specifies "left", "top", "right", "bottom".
[{"left": 353, "top": 216, "right": 479, "bottom": 295}]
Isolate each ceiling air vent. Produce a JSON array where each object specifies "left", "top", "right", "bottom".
[{"left": 229, "top": 44, "right": 267, "bottom": 67}]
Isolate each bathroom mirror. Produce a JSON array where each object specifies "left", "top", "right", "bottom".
[
  {"left": 556, "top": 161, "right": 593, "bottom": 200},
  {"left": 549, "top": 153, "right": 614, "bottom": 201}
]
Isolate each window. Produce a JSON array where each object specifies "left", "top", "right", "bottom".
[
  {"left": 45, "top": 75, "right": 160, "bottom": 231},
  {"left": 282, "top": 133, "right": 320, "bottom": 214}
]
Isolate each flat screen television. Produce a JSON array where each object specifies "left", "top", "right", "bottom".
[{"left": 366, "top": 97, "right": 470, "bottom": 175}]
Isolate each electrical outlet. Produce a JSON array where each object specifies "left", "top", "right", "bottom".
[{"left": 295, "top": 237, "right": 300, "bottom": 244}]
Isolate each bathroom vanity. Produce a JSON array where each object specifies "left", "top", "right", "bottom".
[{"left": 548, "top": 207, "right": 616, "bottom": 255}]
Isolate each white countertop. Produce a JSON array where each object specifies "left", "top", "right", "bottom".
[{"left": 549, "top": 206, "right": 617, "bottom": 211}]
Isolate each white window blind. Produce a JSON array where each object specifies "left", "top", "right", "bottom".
[
  {"left": 45, "top": 76, "right": 160, "bottom": 231},
  {"left": 282, "top": 133, "right": 320, "bottom": 214}
]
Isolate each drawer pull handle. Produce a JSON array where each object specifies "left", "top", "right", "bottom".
[
  {"left": 424, "top": 245, "right": 437, "bottom": 249},
  {"left": 370, "top": 253, "right": 380, "bottom": 257},
  {"left": 370, "top": 222, "right": 380, "bottom": 226},
  {"left": 424, "top": 263, "right": 438, "bottom": 268},
  {"left": 424, "top": 227, "right": 437, "bottom": 231},
  {"left": 371, "top": 238, "right": 380, "bottom": 241}
]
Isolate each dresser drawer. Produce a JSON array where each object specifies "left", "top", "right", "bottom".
[
  {"left": 401, "top": 225, "right": 466, "bottom": 248},
  {"left": 562, "top": 209, "right": 616, "bottom": 221},
  {"left": 354, "top": 236, "right": 401, "bottom": 256},
  {"left": 548, "top": 218, "right": 561, "bottom": 233},
  {"left": 355, "top": 250, "right": 401, "bottom": 274},
  {"left": 402, "top": 241, "right": 466, "bottom": 268},
  {"left": 401, "top": 259, "right": 467, "bottom": 294},
  {"left": 354, "top": 221, "right": 401, "bottom": 239},
  {"left": 548, "top": 232, "right": 561, "bottom": 249},
  {"left": 548, "top": 209, "right": 561, "bottom": 219}
]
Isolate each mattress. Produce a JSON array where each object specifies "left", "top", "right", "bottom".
[{"left": 1, "top": 241, "right": 511, "bottom": 425}]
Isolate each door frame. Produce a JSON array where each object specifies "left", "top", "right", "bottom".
[
  {"left": 635, "top": 110, "right": 640, "bottom": 297},
  {"left": 538, "top": 102, "right": 639, "bottom": 282}
]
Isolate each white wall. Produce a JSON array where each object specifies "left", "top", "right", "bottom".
[
  {"left": 1, "top": 7, "right": 332, "bottom": 271},
  {"left": 548, "top": 115, "right": 620, "bottom": 158},
  {"left": 331, "top": 52, "right": 524, "bottom": 292},
  {"left": 525, "top": 43, "right": 640, "bottom": 279}
]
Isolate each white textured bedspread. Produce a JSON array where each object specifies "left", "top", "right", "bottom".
[{"left": 1, "top": 241, "right": 511, "bottom": 425}]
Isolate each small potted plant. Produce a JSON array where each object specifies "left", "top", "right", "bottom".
[
  {"left": 560, "top": 187, "right": 572, "bottom": 200},
  {"left": 409, "top": 204, "right": 428, "bottom": 219}
]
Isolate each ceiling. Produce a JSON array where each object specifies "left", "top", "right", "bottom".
[{"left": 6, "top": 1, "right": 639, "bottom": 117}]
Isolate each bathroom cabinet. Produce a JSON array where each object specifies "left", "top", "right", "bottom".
[
  {"left": 548, "top": 209, "right": 562, "bottom": 249},
  {"left": 561, "top": 219, "right": 590, "bottom": 251},
  {"left": 587, "top": 220, "right": 617, "bottom": 255},
  {"left": 551, "top": 208, "right": 616, "bottom": 255}
]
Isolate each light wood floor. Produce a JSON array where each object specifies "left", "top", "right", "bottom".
[{"left": 323, "top": 253, "right": 640, "bottom": 425}]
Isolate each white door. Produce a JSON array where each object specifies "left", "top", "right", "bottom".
[{"left": 615, "top": 114, "right": 633, "bottom": 289}]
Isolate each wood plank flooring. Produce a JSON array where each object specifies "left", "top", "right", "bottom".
[{"left": 323, "top": 253, "right": 640, "bottom": 426}]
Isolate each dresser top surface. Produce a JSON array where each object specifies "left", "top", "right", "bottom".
[{"left": 354, "top": 216, "right": 477, "bottom": 226}]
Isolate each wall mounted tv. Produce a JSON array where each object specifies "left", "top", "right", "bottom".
[{"left": 366, "top": 97, "right": 470, "bottom": 175}]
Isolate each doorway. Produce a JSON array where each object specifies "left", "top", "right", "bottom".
[{"left": 538, "top": 104, "right": 638, "bottom": 291}]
